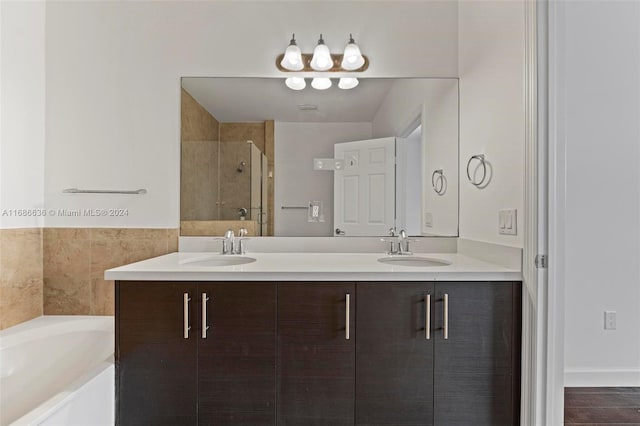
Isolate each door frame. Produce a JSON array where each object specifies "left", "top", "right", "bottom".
[
  {"left": 519, "top": 0, "right": 561, "bottom": 424},
  {"left": 522, "top": 1, "right": 565, "bottom": 425},
  {"left": 543, "top": 0, "right": 566, "bottom": 423}
]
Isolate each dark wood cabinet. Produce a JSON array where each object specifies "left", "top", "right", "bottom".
[
  {"left": 116, "top": 281, "right": 276, "bottom": 426},
  {"left": 354, "top": 281, "right": 521, "bottom": 426},
  {"left": 433, "top": 282, "right": 521, "bottom": 426},
  {"left": 355, "top": 282, "right": 435, "bottom": 426},
  {"left": 277, "top": 282, "right": 356, "bottom": 426},
  {"left": 116, "top": 280, "right": 520, "bottom": 426},
  {"left": 116, "top": 281, "right": 198, "bottom": 426},
  {"left": 198, "top": 282, "right": 277, "bottom": 425}
]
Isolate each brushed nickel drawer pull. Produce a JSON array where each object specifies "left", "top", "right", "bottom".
[
  {"left": 345, "top": 293, "right": 351, "bottom": 340},
  {"left": 443, "top": 293, "right": 449, "bottom": 340},
  {"left": 183, "top": 293, "right": 191, "bottom": 339},
  {"left": 425, "top": 293, "right": 431, "bottom": 340},
  {"left": 202, "top": 293, "right": 210, "bottom": 339}
]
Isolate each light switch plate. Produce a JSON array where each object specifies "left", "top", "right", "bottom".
[
  {"left": 499, "top": 209, "right": 517, "bottom": 235},
  {"left": 424, "top": 212, "right": 433, "bottom": 228}
]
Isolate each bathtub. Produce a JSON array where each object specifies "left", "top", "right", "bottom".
[{"left": 0, "top": 316, "right": 114, "bottom": 426}]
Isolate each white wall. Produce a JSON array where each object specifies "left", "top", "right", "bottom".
[
  {"left": 555, "top": 1, "right": 640, "bottom": 386},
  {"left": 274, "top": 122, "right": 372, "bottom": 236},
  {"left": 458, "top": 0, "right": 525, "bottom": 247},
  {"left": 372, "top": 79, "right": 459, "bottom": 236},
  {"left": 0, "top": 1, "right": 46, "bottom": 229},
  {"left": 43, "top": 1, "right": 459, "bottom": 228}
]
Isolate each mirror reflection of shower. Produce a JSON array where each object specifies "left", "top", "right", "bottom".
[{"left": 180, "top": 136, "right": 267, "bottom": 235}]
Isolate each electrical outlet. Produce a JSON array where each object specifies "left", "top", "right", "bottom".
[
  {"left": 424, "top": 212, "right": 433, "bottom": 228},
  {"left": 604, "top": 311, "right": 616, "bottom": 330}
]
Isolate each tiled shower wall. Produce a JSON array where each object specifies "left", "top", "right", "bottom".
[
  {"left": 0, "top": 228, "right": 178, "bottom": 330},
  {"left": 0, "top": 228, "right": 44, "bottom": 329}
]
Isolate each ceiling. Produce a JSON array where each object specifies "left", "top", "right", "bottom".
[{"left": 181, "top": 77, "right": 396, "bottom": 123}]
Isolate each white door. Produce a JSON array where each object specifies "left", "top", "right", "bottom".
[{"left": 334, "top": 137, "right": 395, "bottom": 236}]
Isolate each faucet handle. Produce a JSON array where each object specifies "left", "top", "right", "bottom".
[
  {"left": 388, "top": 227, "right": 397, "bottom": 237},
  {"left": 238, "top": 227, "right": 248, "bottom": 237},
  {"left": 380, "top": 237, "right": 398, "bottom": 255},
  {"left": 234, "top": 237, "right": 250, "bottom": 255}
]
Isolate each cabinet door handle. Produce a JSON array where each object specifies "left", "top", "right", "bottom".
[
  {"left": 345, "top": 293, "right": 351, "bottom": 340},
  {"left": 425, "top": 293, "right": 431, "bottom": 340},
  {"left": 443, "top": 293, "right": 449, "bottom": 340},
  {"left": 183, "top": 293, "right": 191, "bottom": 339},
  {"left": 202, "top": 293, "right": 210, "bottom": 339}
]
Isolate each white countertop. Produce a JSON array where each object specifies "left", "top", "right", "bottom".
[{"left": 104, "top": 252, "right": 522, "bottom": 282}]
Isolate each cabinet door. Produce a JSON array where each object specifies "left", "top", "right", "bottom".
[
  {"left": 116, "top": 281, "right": 198, "bottom": 426},
  {"left": 277, "top": 282, "right": 356, "bottom": 426},
  {"left": 433, "top": 282, "right": 521, "bottom": 426},
  {"left": 356, "top": 282, "right": 435, "bottom": 426},
  {"left": 198, "top": 282, "right": 276, "bottom": 425}
]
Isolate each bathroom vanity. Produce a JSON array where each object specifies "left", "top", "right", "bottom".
[{"left": 107, "top": 252, "right": 522, "bottom": 426}]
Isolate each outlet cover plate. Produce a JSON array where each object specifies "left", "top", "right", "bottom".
[{"left": 605, "top": 311, "right": 616, "bottom": 330}]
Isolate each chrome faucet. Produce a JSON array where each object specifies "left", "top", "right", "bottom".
[
  {"left": 222, "top": 229, "right": 235, "bottom": 254},
  {"left": 235, "top": 227, "right": 249, "bottom": 255},
  {"left": 382, "top": 228, "right": 413, "bottom": 255},
  {"left": 398, "top": 229, "right": 407, "bottom": 254},
  {"left": 397, "top": 229, "right": 413, "bottom": 255}
]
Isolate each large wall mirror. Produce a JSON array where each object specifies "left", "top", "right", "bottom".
[{"left": 180, "top": 77, "right": 459, "bottom": 237}]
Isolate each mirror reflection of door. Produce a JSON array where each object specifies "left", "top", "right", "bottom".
[{"left": 334, "top": 138, "right": 396, "bottom": 236}]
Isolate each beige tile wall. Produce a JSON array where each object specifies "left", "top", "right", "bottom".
[
  {"left": 181, "top": 88, "right": 219, "bottom": 141},
  {"left": 43, "top": 228, "right": 178, "bottom": 316},
  {"left": 181, "top": 88, "right": 220, "bottom": 221},
  {"left": 0, "top": 228, "right": 43, "bottom": 330}
]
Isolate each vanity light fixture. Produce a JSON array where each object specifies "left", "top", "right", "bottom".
[
  {"left": 341, "top": 34, "right": 365, "bottom": 70},
  {"left": 311, "top": 77, "right": 332, "bottom": 90},
  {"left": 276, "top": 34, "right": 369, "bottom": 73},
  {"left": 310, "top": 34, "right": 333, "bottom": 71},
  {"left": 285, "top": 77, "right": 306, "bottom": 90},
  {"left": 338, "top": 77, "right": 359, "bottom": 90},
  {"left": 280, "top": 34, "right": 304, "bottom": 71}
]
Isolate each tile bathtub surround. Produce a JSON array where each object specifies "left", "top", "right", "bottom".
[
  {"left": 0, "top": 228, "right": 44, "bottom": 330},
  {"left": 43, "top": 228, "right": 178, "bottom": 316}
]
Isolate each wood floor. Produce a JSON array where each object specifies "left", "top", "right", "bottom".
[{"left": 565, "top": 387, "right": 640, "bottom": 425}]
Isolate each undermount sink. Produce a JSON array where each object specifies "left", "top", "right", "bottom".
[
  {"left": 178, "top": 255, "right": 256, "bottom": 267},
  {"left": 377, "top": 256, "right": 451, "bottom": 267}
]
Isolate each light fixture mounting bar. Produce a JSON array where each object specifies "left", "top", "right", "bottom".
[{"left": 276, "top": 53, "right": 369, "bottom": 72}]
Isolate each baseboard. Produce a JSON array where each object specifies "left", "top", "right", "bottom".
[{"left": 564, "top": 368, "right": 640, "bottom": 387}]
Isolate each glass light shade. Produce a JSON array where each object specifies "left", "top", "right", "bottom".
[
  {"left": 285, "top": 77, "right": 306, "bottom": 90},
  {"left": 341, "top": 37, "right": 365, "bottom": 70},
  {"left": 310, "top": 39, "right": 333, "bottom": 71},
  {"left": 338, "top": 77, "right": 359, "bottom": 90},
  {"left": 280, "top": 44, "right": 303, "bottom": 71},
  {"left": 311, "top": 77, "right": 332, "bottom": 90}
]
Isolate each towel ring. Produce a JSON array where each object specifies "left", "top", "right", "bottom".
[
  {"left": 431, "top": 169, "right": 445, "bottom": 195},
  {"left": 466, "top": 154, "right": 487, "bottom": 187}
]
